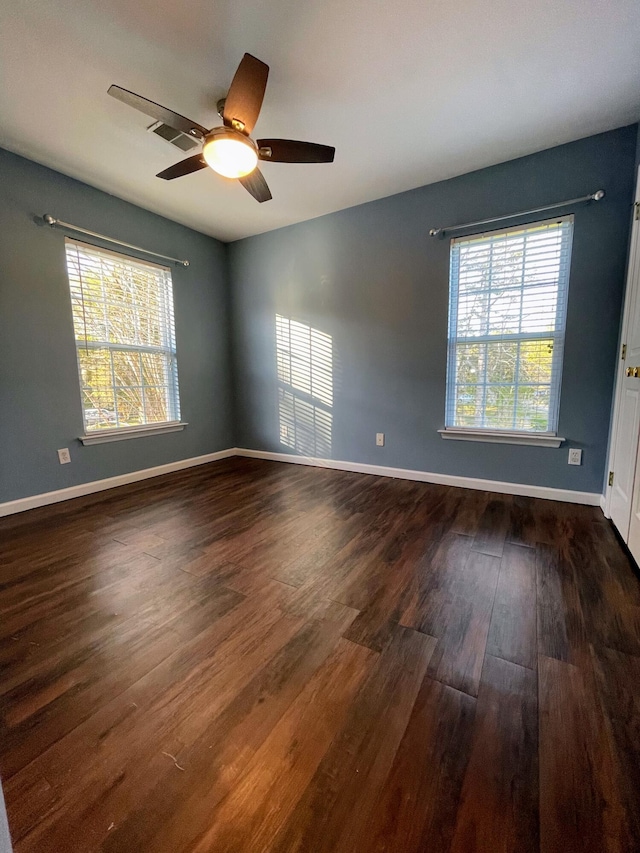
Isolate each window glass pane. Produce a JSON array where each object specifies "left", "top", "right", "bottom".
[
  {"left": 142, "top": 386, "right": 171, "bottom": 424},
  {"left": 517, "top": 339, "right": 554, "bottom": 385},
  {"left": 486, "top": 341, "right": 517, "bottom": 384},
  {"left": 78, "top": 347, "right": 117, "bottom": 429},
  {"left": 521, "top": 284, "right": 558, "bottom": 333},
  {"left": 454, "top": 384, "right": 483, "bottom": 427},
  {"left": 446, "top": 218, "right": 572, "bottom": 433},
  {"left": 141, "top": 352, "right": 169, "bottom": 386},
  {"left": 73, "top": 295, "right": 108, "bottom": 342},
  {"left": 515, "top": 386, "right": 550, "bottom": 432},
  {"left": 531, "top": 388, "right": 551, "bottom": 431},
  {"left": 457, "top": 292, "right": 488, "bottom": 336},
  {"left": 490, "top": 235, "right": 525, "bottom": 287},
  {"left": 111, "top": 350, "right": 142, "bottom": 387},
  {"left": 458, "top": 243, "right": 492, "bottom": 292},
  {"left": 485, "top": 386, "right": 517, "bottom": 430},
  {"left": 115, "top": 388, "right": 143, "bottom": 427},
  {"left": 456, "top": 343, "right": 485, "bottom": 384},
  {"left": 65, "top": 240, "right": 180, "bottom": 431},
  {"left": 487, "top": 289, "right": 522, "bottom": 336}
]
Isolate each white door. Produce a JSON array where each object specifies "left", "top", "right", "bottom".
[
  {"left": 627, "top": 433, "right": 640, "bottom": 560},
  {"left": 609, "top": 174, "right": 640, "bottom": 544}
]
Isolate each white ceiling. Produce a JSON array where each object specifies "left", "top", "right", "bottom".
[{"left": 1, "top": 0, "right": 639, "bottom": 242}]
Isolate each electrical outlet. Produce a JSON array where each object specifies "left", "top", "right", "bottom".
[
  {"left": 568, "top": 448, "right": 582, "bottom": 466},
  {"left": 376, "top": 433, "right": 385, "bottom": 447},
  {"left": 57, "top": 448, "right": 71, "bottom": 465}
]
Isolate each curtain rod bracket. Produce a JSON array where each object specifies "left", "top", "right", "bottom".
[
  {"left": 429, "top": 189, "right": 605, "bottom": 238},
  {"left": 41, "top": 214, "right": 190, "bottom": 267}
]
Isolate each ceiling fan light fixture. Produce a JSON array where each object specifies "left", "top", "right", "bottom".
[
  {"left": 109, "top": 53, "right": 335, "bottom": 203},
  {"left": 202, "top": 128, "right": 258, "bottom": 179}
]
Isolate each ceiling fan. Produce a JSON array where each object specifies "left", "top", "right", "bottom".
[{"left": 108, "top": 53, "right": 335, "bottom": 203}]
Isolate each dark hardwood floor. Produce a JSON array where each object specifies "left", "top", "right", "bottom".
[{"left": 1, "top": 457, "right": 639, "bottom": 852}]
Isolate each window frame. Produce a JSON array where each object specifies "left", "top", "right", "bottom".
[
  {"left": 64, "top": 239, "right": 186, "bottom": 445},
  {"left": 441, "top": 216, "right": 573, "bottom": 447}
]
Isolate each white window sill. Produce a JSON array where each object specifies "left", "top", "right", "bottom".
[
  {"left": 438, "top": 428, "right": 564, "bottom": 448},
  {"left": 79, "top": 422, "right": 188, "bottom": 446}
]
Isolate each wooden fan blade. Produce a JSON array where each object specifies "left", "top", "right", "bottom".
[
  {"left": 239, "top": 168, "right": 272, "bottom": 203},
  {"left": 157, "top": 155, "right": 207, "bottom": 180},
  {"left": 257, "top": 139, "right": 335, "bottom": 163},
  {"left": 223, "top": 54, "right": 269, "bottom": 135},
  {"left": 108, "top": 86, "right": 208, "bottom": 138}
]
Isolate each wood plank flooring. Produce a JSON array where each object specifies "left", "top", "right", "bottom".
[{"left": 1, "top": 457, "right": 639, "bottom": 852}]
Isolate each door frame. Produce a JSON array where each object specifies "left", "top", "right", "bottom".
[{"left": 603, "top": 166, "right": 640, "bottom": 519}]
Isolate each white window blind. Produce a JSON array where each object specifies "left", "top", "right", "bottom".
[
  {"left": 64, "top": 239, "right": 180, "bottom": 433},
  {"left": 446, "top": 216, "right": 573, "bottom": 433}
]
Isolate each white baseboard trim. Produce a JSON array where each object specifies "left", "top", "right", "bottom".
[
  {"left": 0, "top": 449, "right": 236, "bottom": 518},
  {"left": 0, "top": 445, "right": 604, "bottom": 518},
  {"left": 235, "top": 448, "right": 602, "bottom": 506}
]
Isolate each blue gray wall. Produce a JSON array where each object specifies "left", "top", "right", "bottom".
[
  {"left": 229, "top": 125, "right": 638, "bottom": 494},
  {"left": 2, "top": 126, "right": 637, "bottom": 504},
  {"left": 0, "top": 148, "right": 234, "bottom": 503}
]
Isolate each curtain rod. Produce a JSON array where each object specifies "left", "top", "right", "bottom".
[
  {"left": 428, "top": 189, "right": 605, "bottom": 238},
  {"left": 42, "top": 215, "right": 190, "bottom": 267}
]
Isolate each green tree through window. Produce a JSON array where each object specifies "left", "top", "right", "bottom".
[
  {"left": 65, "top": 240, "right": 180, "bottom": 432},
  {"left": 446, "top": 217, "right": 573, "bottom": 432}
]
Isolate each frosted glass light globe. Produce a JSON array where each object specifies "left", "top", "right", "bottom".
[{"left": 203, "top": 132, "right": 258, "bottom": 179}]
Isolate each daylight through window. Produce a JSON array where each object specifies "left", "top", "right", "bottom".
[
  {"left": 65, "top": 239, "right": 180, "bottom": 433},
  {"left": 446, "top": 217, "right": 573, "bottom": 433},
  {"left": 276, "top": 314, "right": 333, "bottom": 457}
]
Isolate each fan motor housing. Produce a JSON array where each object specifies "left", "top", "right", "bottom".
[{"left": 204, "top": 126, "right": 257, "bottom": 151}]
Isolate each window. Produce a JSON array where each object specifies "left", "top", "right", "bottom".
[
  {"left": 65, "top": 239, "right": 181, "bottom": 436},
  {"left": 445, "top": 217, "right": 573, "bottom": 439}
]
